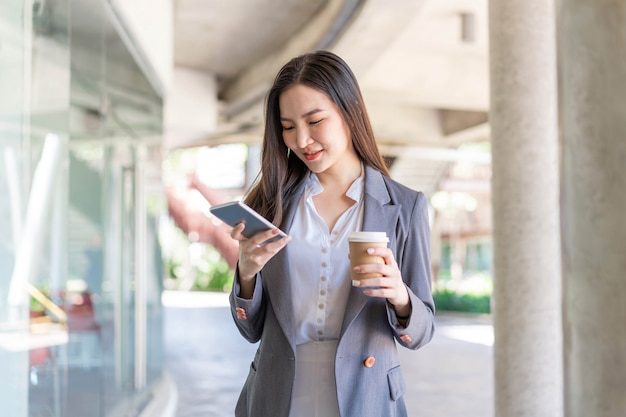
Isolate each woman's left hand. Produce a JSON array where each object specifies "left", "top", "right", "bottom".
[{"left": 351, "top": 247, "right": 411, "bottom": 316}]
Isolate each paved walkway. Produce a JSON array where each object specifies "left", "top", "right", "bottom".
[{"left": 163, "top": 291, "right": 494, "bottom": 417}]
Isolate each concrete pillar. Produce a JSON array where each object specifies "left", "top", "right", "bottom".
[
  {"left": 163, "top": 67, "right": 218, "bottom": 150},
  {"left": 488, "top": 0, "right": 563, "bottom": 416},
  {"left": 558, "top": 2, "right": 626, "bottom": 416}
]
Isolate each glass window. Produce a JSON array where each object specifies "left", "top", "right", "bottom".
[{"left": 1, "top": 0, "right": 165, "bottom": 415}]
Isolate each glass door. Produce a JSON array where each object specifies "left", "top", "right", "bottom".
[{"left": 101, "top": 143, "right": 138, "bottom": 415}]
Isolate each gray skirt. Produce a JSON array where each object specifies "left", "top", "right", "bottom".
[{"left": 289, "top": 340, "right": 341, "bottom": 417}]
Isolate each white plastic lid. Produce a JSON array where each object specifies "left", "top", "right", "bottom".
[{"left": 348, "top": 231, "right": 389, "bottom": 243}]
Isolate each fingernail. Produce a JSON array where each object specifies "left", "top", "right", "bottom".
[
  {"left": 352, "top": 280, "right": 361, "bottom": 287},
  {"left": 353, "top": 266, "right": 360, "bottom": 272},
  {"left": 367, "top": 248, "right": 375, "bottom": 254}
]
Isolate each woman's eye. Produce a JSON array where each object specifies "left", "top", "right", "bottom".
[
  {"left": 310, "top": 119, "right": 322, "bottom": 126},
  {"left": 282, "top": 125, "right": 294, "bottom": 131}
]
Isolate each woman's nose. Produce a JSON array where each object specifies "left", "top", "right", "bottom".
[{"left": 296, "top": 127, "right": 312, "bottom": 148}]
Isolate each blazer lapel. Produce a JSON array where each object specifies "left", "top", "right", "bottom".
[
  {"left": 341, "top": 167, "right": 401, "bottom": 336},
  {"left": 262, "top": 184, "right": 306, "bottom": 352},
  {"left": 263, "top": 245, "right": 295, "bottom": 350}
]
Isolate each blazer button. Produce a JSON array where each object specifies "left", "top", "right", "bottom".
[
  {"left": 236, "top": 307, "right": 247, "bottom": 320},
  {"left": 364, "top": 356, "right": 376, "bottom": 368}
]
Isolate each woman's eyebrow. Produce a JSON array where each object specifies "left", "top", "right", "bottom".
[{"left": 280, "top": 108, "right": 324, "bottom": 121}]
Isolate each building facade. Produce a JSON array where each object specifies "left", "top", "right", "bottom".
[{"left": 0, "top": 0, "right": 172, "bottom": 416}]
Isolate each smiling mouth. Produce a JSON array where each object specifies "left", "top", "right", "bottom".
[{"left": 303, "top": 149, "right": 322, "bottom": 161}]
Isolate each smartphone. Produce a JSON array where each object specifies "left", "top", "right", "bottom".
[{"left": 209, "top": 201, "right": 288, "bottom": 245}]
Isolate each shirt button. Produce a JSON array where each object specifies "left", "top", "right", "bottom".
[
  {"left": 320, "top": 290, "right": 326, "bottom": 296},
  {"left": 317, "top": 318, "right": 323, "bottom": 324},
  {"left": 322, "top": 247, "right": 327, "bottom": 253},
  {"left": 364, "top": 356, "right": 376, "bottom": 368},
  {"left": 318, "top": 304, "right": 324, "bottom": 309},
  {"left": 321, "top": 276, "right": 327, "bottom": 281},
  {"left": 321, "top": 262, "right": 328, "bottom": 267},
  {"left": 317, "top": 330, "right": 323, "bottom": 336}
]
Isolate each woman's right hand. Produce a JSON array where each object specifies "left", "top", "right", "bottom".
[{"left": 231, "top": 222, "right": 291, "bottom": 282}]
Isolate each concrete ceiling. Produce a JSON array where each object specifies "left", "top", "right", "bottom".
[
  {"left": 174, "top": 0, "right": 328, "bottom": 80},
  {"left": 170, "top": 0, "right": 491, "bottom": 196}
]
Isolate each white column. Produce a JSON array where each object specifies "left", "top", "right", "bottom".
[
  {"left": 558, "top": 1, "right": 626, "bottom": 416},
  {"left": 164, "top": 67, "right": 218, "bottom": 149},
  {"left": 488, "top": 0, "right": 563, "bottom": 416}
]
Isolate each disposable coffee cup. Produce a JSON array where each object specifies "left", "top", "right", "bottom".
[{"left": 348, "top": 231, "right": 389, "bottom": 282}]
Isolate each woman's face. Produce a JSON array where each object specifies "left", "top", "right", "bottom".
[{"left": 279, "top": 84, "right": 359, "bottom": 178}]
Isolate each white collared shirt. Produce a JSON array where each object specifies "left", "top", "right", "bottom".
[{"left": 288, "top": 172, "right": 364, "bottom": 345}]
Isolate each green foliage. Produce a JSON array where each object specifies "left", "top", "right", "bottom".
[
  {"left": 433, "top": 288, "right": 491, "bottom": 314},
  {"left": 164, "top": 243, "right": 234, "bottom": 292},
  {"left": 164, "top": 257, "right": 180, "bottom": 282},
  {"left": 31, "top": 295, "right": 46, "bottom": 313},
  {"left": 161, "top": 217, "right": 234, "bottom": 292},
  {"left": 194, "top": 247, "right": 234, "bottom": 292},
  {"left": 432, "top": 273, "right": 492, "bottom": 314}
]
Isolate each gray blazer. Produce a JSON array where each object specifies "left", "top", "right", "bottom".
[{"left": 230, "top": 165, "right": 435, "bottom": 417}]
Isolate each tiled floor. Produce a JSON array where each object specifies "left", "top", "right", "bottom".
[{"left": 163, "top": 291, "right": 493, "bottom": 417}]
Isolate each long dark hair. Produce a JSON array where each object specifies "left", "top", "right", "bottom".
[{"left": 244, "top": 50, "right": 389, "bottom": 225}]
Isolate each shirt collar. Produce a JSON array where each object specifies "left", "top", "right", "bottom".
[{"left": 305, "top": 167, "right": 364, "bottom": 203}]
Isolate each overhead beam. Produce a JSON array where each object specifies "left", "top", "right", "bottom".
[
  {"left": 377, "top": 122, "right": 491, "bottom": 149},
  {"left": 220, "top": 0, "right": 364, "bottom": 119}
]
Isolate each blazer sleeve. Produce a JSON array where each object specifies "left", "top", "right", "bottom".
[
  {"left": 388, "top": 191, "right": 436, "bottom": 350},
  {"left": 229, "top": 267, "right": 267, "bottom": 343}
]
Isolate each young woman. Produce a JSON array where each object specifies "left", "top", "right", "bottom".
[{"left": 228, "top": 50, "right": 435, "bottom": 417}]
